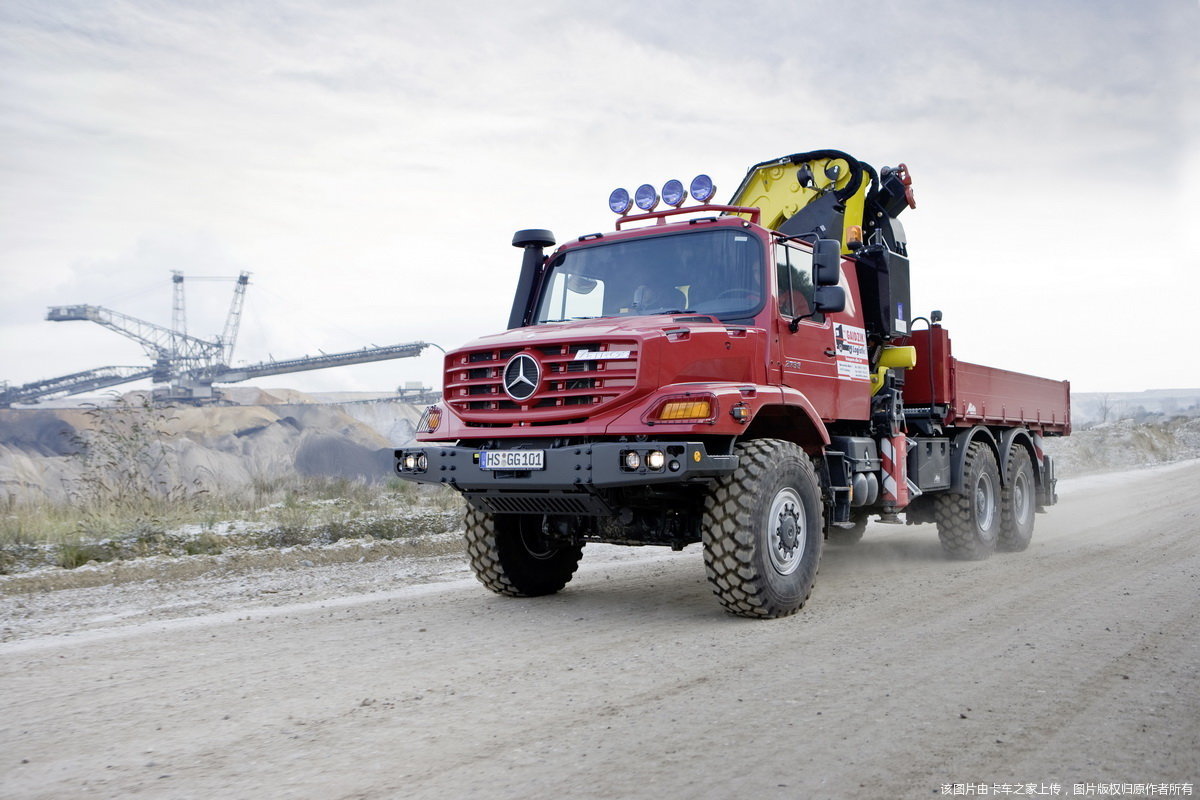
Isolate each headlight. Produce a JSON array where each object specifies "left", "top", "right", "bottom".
[
  {"left": 651, "top": 396, "right": 716, "bottom": 422},
  {"left": 622, "top": 450, "right": 642, "bottom": 471},
  {"left": 647, "top": 450, "right": 666, "bottom": 470},
  {"left": 417, "top": 406, "right": 442, "bottom": 434}
]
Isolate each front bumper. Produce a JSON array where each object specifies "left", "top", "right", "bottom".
[{"left": 395, "top": 441, "right": 737, "bottom": 514}]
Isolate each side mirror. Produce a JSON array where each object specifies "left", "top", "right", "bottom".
[
  {"left": 813, "top": 238, "right": 841, "bottom": 286},
  {"left": 788, "top": 285, "right": 846, "bottom": 332},
  {"left": 813, "top": 285, "right": 846, "bottom": 314}
]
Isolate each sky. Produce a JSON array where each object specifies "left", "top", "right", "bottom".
[{"left": 1, "top": 0, "right": 1197, "bottom": 399}]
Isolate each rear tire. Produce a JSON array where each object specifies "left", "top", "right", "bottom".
[
  {"left": 998, "top": 446, "right": 1036, "bottom": 552},
  {"left": 701, "top": 439, "right": 823, "bottom": 618},
  {"left": 464, "top": 507, "right": 583, "bottom": 597},
  {"left": 935, "top": 442, "right": 1000, "bottom": 560}
]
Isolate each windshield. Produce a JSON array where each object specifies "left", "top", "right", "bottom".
[{"left": 533, "top": 228, "right": 764, "bottom": 323}]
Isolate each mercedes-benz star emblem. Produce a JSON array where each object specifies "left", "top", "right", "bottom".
[{"left": 502, "top": 353, "right": 541, "bottom": 402}]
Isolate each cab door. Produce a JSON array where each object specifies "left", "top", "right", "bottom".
[{"left": 774, "top": 242, "right": 848, "bottom": 419}]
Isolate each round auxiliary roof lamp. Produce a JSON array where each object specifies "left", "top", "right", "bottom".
[
  {"left": 690, "top": 174, "right": 716, "bottom": 203},
  {"left": 608, "top": 187, "right": 632, "bottom": 215},
  {"left": 661, "top": 179, "right": 687, "bottom": 208},
  {"left": 634, "top": 183, "right": 660, "bottom": 212}
]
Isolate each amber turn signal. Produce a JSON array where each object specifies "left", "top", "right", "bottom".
[{"left": 655, "top": 398, "right": 714, "bottom": 422}]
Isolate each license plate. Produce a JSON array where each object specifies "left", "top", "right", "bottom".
[{"left": 479, "top": 450, "right": 545, "bottom": 470}]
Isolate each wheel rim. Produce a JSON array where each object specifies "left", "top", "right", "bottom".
[
  {"left": 1013, "top": 471, "right": 1032, "bottom": 526},
  {"left": 767, "top": 487, "right": 805, "bottom": 575},
  {"left": 974, "top": 473, "right": 996, "bottom": 531}
]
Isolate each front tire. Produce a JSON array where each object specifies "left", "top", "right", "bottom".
[
  {"left": 701, "top": 439, "right": 824, "bottom": 618},
  {"left": 464, "top": 508, "right": 583, "bottom": 597},
  {"left": 935, "top": 441, "right": 1001, "bottom": 560}
]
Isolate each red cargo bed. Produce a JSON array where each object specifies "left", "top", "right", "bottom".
[{"left": 902, "top": 327, "right": 1071, "bottom": 435}]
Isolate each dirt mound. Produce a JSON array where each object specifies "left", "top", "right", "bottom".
[
  {"left": 295, "top": 434, "right": 392, "bottom": 478},
  {"left": 1044, "top": 416, "right": 1200, "bottom": 475},
  {"left": 337, "top": 400, "right": 424, "bottom": 445},
  {"left": 0, "top": 397, "right": 424, "bottom": 502},
  {"left": 217, "top": 387, "right": 321, "bottom": 405},
  {"left": 0, "top": 410, "right": 87, "bottom": 457}
]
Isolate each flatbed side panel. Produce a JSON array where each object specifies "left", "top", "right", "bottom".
[
  {"left": 949, "top": 361, "right": 1071, "bottom": 434},
  {"left": 901, "top": 327, "right": 1070, "bottom": 435}
]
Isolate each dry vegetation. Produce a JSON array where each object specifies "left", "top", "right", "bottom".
[
  {"left": 0, "top": 397, "right": 463, "bottom": 574},
  {"left": 0, "top": 476, "right": 465, "bottom": 574}
]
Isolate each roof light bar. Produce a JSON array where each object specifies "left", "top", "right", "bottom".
[{"left": 608, "top": 174, "right": 720, "bottom": 215}]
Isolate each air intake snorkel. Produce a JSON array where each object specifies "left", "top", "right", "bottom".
[{"left": 508, "top": 229, "right": 556, "bottom": 329}]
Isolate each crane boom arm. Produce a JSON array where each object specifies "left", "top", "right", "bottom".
[
  {"left": 46, "top": 304, "right": 222, "bottom": 364},
  {"left": 212, "top": 342, "right": 429, "bottom": 383},
  {"left": 0, "top": 366, "right": 156, "bottom": 407}
]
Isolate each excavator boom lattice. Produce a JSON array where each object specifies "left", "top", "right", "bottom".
[{"left": 4, "top": 271, "right": 434, "bottom": 406}]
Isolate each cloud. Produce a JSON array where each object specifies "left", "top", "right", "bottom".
[{"left": 0, "top": 0, "right": 1196, "bottom": 397}]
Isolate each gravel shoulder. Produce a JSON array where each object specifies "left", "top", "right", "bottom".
[{"left": 2, "top": 461, "right": 1198, "bottom": 799}]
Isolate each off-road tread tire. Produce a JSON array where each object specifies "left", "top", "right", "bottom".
[
  {"left": 998, "top": 445, "right": 1036, "bottom": 552},
  {"left": 935, "top": 441, "right": 1000, "bottom": 560},
  {"left": 464, "top": 507, "right": 583, "bottom": 597},
  {"left": 701, "top": 438, "right": 823, "bottom": 619}
]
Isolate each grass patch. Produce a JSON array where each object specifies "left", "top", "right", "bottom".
[
  {"left": 183, "top": 532, "right": 226, "bottom": 556},
  {"left": 1, "top": 501, "right": 81, "bottom": 546},
  {"left": 56, "top": 542, "right": 116, "bottom": 570},
  {"left": 0, "top": 476, "right": 465, "bottom": 574}
]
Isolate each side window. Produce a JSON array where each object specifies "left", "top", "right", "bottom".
[
  {"left": 775, "top": 243, "right": 793, "bottom": 318},
  {"left": 542, "top": 272, "right": 566, "bottom": 321},
  {"left": 537, "top": 271, "right": 606, "bottom": 322},
  {"left": 775, "top": 244, "right": 816, "bottom": 321}
]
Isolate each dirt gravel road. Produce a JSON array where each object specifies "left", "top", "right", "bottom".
[{"left": 3, "top": 462, "right": 1198, "bottom": 799}]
